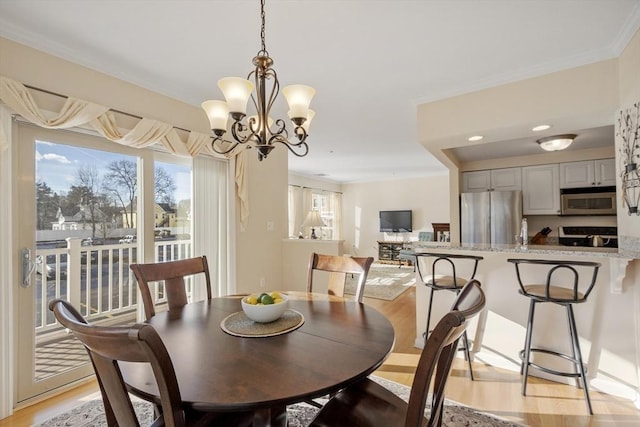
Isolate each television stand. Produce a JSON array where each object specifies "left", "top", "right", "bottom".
[{"left": 377, "top": 241, "right": 413, "bottom": 266}]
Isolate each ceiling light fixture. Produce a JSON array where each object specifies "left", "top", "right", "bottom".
[
  {"left": 531, "top": 125, "right": 551, "bottom": 132},
  {"left": 468, "top": 135, "right": 483, "bottom": 142},
  {"left": 202, "top": 0, "right": 315, "bottom": 161},
  {"left": 536, "top": 134, "right": 577, "bottom": 151}
]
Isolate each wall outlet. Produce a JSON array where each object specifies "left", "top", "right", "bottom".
[
  {"left": 260, "top": 277, "right": 266, "bottom": 288},
  {"left": 266, "top": 221, "right": 274, "bottom": 231}
]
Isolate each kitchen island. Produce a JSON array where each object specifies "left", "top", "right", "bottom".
[{"left": 403, "top": 243, "right": 639, "bottom": 406}]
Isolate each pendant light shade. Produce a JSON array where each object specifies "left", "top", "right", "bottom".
[
  {"left": 283, "top": 84, "right": 316, "bottom": 120},
  {"left": 201, "top": 100, "right": 229, "bottom": 135},
  {"left": 217, "top": 77, "right": 255, "bottom": 117}
]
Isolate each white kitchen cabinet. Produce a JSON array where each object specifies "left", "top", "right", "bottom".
[
  {"left": 594, "top": 158, "right": 616, "bottom": 186},
  {"left": 559, "top": 158, "right": 616, "bottom": 188},
  {"left": 462, "top": 168, "right": 521, "bottom": 193},
  {"left": 522, "top": 164, "right": 560, "bottom": 215}
]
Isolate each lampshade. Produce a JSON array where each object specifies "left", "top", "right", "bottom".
[
  {"left": 218, "top": 77, "right": 255, "bottom": 116},
  {"left": 283, "top": 85, "right": 316, "bottom": 119},
  {"left": 537, "top": 134, "right": 576, "bottom": 151},
  {"left": 302, "top": 210, "right": 326, "bottom": 228},
  {"left": 201, "top": 100, "right": 229, "bottom": 133}
]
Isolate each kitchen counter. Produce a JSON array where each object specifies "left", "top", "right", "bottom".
[
  {"left": 407, "top": 243, "right": 640, "bottom": 405},
  {"left": 406, "top": 241, "right": 639, "bottom": 259}
]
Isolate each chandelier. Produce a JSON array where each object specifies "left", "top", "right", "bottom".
[{"left": 202, "top": 0, "right": 315, "bottom": 161}]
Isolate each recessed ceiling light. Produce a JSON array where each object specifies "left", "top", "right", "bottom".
[
  {"left": 532, "top": 125, "right": 551, "bottom": 132},
  {"left": 468, "top": 135, "right": 483, "bottom": 142}
]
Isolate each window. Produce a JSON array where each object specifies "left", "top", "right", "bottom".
[{"left": 288, "top": 185, "right": 341, "bottom": 240}]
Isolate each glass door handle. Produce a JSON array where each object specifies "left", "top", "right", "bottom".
[{"left": 21, "top": 248, "right": 37, "bottom": 288}]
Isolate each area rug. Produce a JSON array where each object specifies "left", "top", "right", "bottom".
[
  {"left": 35, "top": 376, "right": 526, "bottom": 427},
  {"left": 344, "top": 263, "right": 416, "bottom": 301}
]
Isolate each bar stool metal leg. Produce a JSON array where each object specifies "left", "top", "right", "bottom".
[
  {"left": 425, "top": 287, "right": 435, "bottom": 337},
  {"left": 423, "top": 287, "right": 476, "bottom": 380},
  {"left": 567, "top": 305, "right": 593, "bottom": 415},
  {"left": 461, "top": 331, "right": 474, "bottom": 381},
  {"left": 521, "top": 299, "right": 536, "bottom": 395}
]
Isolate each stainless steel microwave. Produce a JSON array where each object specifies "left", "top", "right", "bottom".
[{"left": 560, "top": 187, "right": 617, "bottom": 215}]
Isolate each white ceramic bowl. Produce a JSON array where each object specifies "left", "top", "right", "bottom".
[{"left": 241, "top": 293, "right": 289, "bottom": 323}]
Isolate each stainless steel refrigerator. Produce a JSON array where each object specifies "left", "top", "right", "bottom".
[{"left": 460, "top": 191, "right": 522, "bottom": 245}]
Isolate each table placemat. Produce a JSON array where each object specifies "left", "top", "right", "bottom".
[{"left": 221, "top": 309, "right": 305, "bottom": 338}]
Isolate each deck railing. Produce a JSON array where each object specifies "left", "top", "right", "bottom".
[{"left": 35, "top": 237, "right": 193, "bottom": 333}]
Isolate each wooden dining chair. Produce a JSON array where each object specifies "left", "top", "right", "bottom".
[
  {"left": 306, "top": 253, "right": 374, "bottom": 303},
  {"left": 309, "top": 279, "right": 486, "bottom": 427},
  {"left": 48, "top": 299, "right": 252, "bottom": 427},
  {"left": 130, "top": 256, "right": 212, "bottom": 320}
]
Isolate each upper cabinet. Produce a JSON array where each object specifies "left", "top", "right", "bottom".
[
  {"left": 559, "top": 158, "right": 616, "bottom": 188},
  {"left": 522, "top": 164, "right": 561, "bottom": 215},
  {"left": 462, "top": 167, "right": 522, "bottom": 193}
]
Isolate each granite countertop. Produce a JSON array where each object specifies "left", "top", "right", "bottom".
[{"left": 406, "top": 242, "right": 640, "bottom": 260}]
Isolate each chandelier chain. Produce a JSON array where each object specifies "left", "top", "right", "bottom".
[{"left": 260, "top": 0, "right": 267, "bottom": 54}]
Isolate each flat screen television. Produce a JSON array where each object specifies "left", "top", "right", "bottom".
[{"left": 379, "top": 210, "right": 412, "bottom": 232}]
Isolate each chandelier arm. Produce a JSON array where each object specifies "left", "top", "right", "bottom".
[
  {"left": 295, "top": 125, "right": 308, "bottom": 142},
  {"left": 274, "top": 138, "right": 309, "bottom": 158},
  {"left": 269, "top": 118, "right": 287, "bottom": 138},
  {"left": 210, "top": 136, "right": 242, "bottom": 155},
  {"left": 264, "top": 68, "right": 279, "bottom": 121},
  {"left": 230, "top": 120, "right": 258, "bottom": 145}
]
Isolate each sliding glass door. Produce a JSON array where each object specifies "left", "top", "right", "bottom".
[{"left": 14, "top": 124, "right": 150, "bottom": 403}]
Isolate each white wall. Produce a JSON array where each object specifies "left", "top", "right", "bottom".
[
  {"left": 616, "top": 28, "right": 640, "bottom": 243},
  {"left": 341, "top": 175, "right": 450, "bottom": 260}
]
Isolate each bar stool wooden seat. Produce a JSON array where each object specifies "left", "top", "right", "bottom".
[
  {"left": 415, "top": 252, "right": 483, "bottom": 380},
  {"left": 507, "top": 258, "right": 601, "bottom": 415}
]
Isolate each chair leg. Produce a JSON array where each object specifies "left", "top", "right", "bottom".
[
  {"left": 567, "top": 305, "right": 593, "bottom": 415},
  {"left": 521, "top": 299, "right": 536, "bottom": 396},
  {"left": 461, "top": 331, "right": 475, "bottom": 381}
]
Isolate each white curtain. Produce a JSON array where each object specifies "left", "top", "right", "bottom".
[
  {"left": 288, "top": 185, "right": 303, "bottom": 237},
  {"left": 333, "top": 192, "right": 343, "bottom": 240},
  {"left": 193, "top": 155, "right": 232, "bottom": 296}
]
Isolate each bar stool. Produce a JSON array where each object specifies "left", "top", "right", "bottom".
[
  {"left": 507, "top": 258, "right": 600, "bottom": 415},
  {"left": 415, "top": 252, "right": 483, "bottom": 379}
]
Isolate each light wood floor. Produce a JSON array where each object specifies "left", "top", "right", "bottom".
[{"left": 2, "top": 286, "right": 639, "bottom": 426}]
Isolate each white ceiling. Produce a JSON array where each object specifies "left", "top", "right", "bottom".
[{"left": 1, "top": 0, "right": 639, "bottom": 183}]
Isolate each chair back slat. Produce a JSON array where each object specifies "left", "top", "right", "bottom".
[
  {"left": 130, "top": 256, "right": 212, "bottom": 320},
  {"left": 306, "top": 253, "right": 374, "bottom": 302}
]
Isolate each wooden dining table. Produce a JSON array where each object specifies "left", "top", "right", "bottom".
[{"left": 120, "top": 291, "right": 396, "bottom": 426}]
